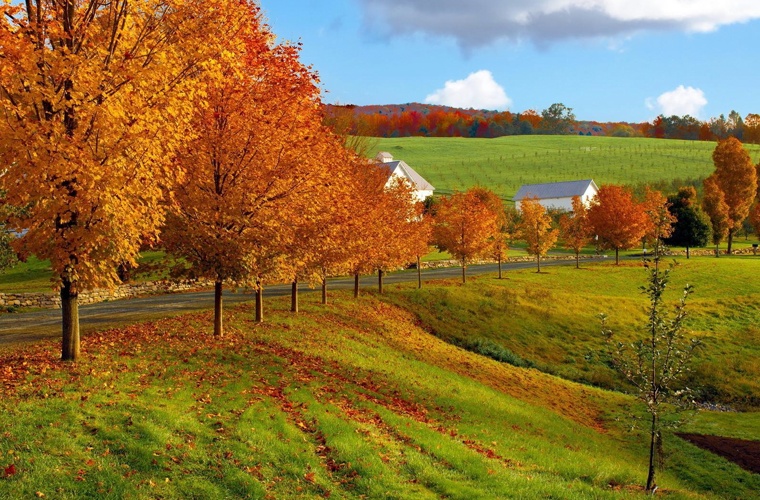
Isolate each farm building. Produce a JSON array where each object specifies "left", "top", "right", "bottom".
[
  {"left": 513, "top": 179, "right": 598, "bottom": 211},
  {"left": 375, "top": 152, "right": 435, "bottom": 203}
]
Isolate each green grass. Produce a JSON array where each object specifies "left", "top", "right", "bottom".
[
  {"left": 2, "top": 291, "right": 757, "bottom": 498},
  {"left": 372, "top": 136, "right": 760, "bottom": 200},
  {"left": 385, "top": 255, "right": 760, "bottom": 410}
]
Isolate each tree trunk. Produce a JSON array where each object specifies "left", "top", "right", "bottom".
[
  {"left": 378, "top": 269, "right": 384, "bottom": 294},
  {"left": 321, "top": 276, "right": 327, "bottom": 305},
  {"left": 727, "top": 231, "right": 734, "bottom": 254},
  {"left": 255, "top": 281, "right": 263, "bottom": 323},
  {"left": 576, "top": 251, "right": 580, "bottom": 269},
  {"left": 536, "top": 254, "right": 541, "bottom": 273},
  {"left": 462, "top": 262, "right": 467, "bottom": 284},
  {"left": 417, "top": 256, "right": 422, "bottom": 288},
  {"left": 646, "top": 412, "right": 658, "bottom": 492},
  {"left": 715, "top": 243, "right": 720, "bottom": 258},
  {"left": 213, "top": 279, "right": 223, "bottom": 337},
  {"left": 615, "top": 247, "right": 620, "bottom": 265},
  {"left": 60, "top": 277, "right": 80, "bottom": 361},
  {"left": 354, "top": 273, "right": 360, "bottom": 298},
  {"left": 291, "top": 279, "right": 298, "bottom": 313},
  {"left": 686, "top": 246, "right": 690, "bottom": 259},
  {"left": 497, "top": 255, "right": 502, "bottom": 279}
]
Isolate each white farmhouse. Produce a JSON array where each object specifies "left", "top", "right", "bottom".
[
  {"left": 513, "top": 179, "right": 598, "bottom": 211},
  {"left": 375, "top": 152, "right": 435, "bottom": 203}
]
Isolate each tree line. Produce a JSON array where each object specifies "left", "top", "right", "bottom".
[{"left": 325, "top": 103, "right": 760, "bottom": 142}]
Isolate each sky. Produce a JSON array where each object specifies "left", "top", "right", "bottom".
[{"left": 258, "top": 0, "right": 760, "bottom": 123}]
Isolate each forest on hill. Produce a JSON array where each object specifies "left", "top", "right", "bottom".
[{"left": 325, "top": 103, "right": 760, "bottom": 143}]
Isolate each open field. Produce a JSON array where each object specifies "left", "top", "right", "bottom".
[
  {"left": 386, "top": 256, "right": 760, "bottom": 410},
  {"left": 372, "top": 136, "right": 760, "bottom": 200},
  {"left": 1, "top": 290, "right": 758, "bottom": 498}
]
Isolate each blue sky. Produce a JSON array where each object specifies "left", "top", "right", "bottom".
[{"left": 259, "top": 0, "right": 760, "bottom": 123}]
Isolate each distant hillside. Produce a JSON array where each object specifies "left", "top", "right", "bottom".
[{"left": 325, "top": 103, "right": 650, "bottom": 139}]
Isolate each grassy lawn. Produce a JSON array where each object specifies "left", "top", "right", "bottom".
[
  {"left": 372, "top": 136, "right": 760, "bottom": 200},
  {"left": 1, "top": 291, "right": 757, "bottom": 498},
  {"left": 385, "top": 255, "right": 760, "bottom": 410}
]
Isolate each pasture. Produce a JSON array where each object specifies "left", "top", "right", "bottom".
[
  {"left": 372, "top": 135, "right": 760, "bottom": 200},
  {"left": 1, "top": 290, "right": 758, "bottom": 498}
]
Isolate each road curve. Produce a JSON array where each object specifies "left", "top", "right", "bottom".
[{"left": 0, "top": 257, "right": 604, "bottom": 346}]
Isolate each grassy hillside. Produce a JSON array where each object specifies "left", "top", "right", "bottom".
[
  {"left": 2, "top": 291, "right": 758, "bottom": 498},
  {"left": 386, "top": 256, "right": 760, "bottom": 410},
  {"left": 371, "top": 136, "right": 760, "bottom": 200}
]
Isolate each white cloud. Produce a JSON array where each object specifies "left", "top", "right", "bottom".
[
  {"left": 359, "top": 0, "right": 760, "bottom": 48},
  {"left": 648, "top": 85, "right": 708, "bottom": 117},
  {"left": 425, "top": 71, "right": 512, "bottom": 110}
]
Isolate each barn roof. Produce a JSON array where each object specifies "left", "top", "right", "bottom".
[
  {"left": 378, "top": 160, "right": 435, "bottom": 192},
  {"left": 513, "top": 179, "right": 597, "bottom": 201}
]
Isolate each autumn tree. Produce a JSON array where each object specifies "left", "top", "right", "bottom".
[
  {"left": 663, "top": 187, "right": 711, "bottom": 259},
  {"left": 433, "top": 189, "right": 499, "bottom": 283},
  {"left": 705, "top": 137, "right": 758, "bottom": 253},
  {"left": 702, "top": 176, "right": 731, "bottom": 256},
  {"left": 587, "top": 185, "right": 648, "bottom": 265},
  {"left": 0, "top": 0, "right": 245, "bottom": 360},
  {"left": 601, "top": 259, "right": 701, "bottom": 493},
  {"left": 559, "top": 196, "right": 592, "bottom": 268},
  {"left": 162, "top": 8, "right": 330, "bottom": 334},
  {"left": 540, "top": 103, "right": 576, "bottom": 135},
  {"left": 641, "top": 188, "right": 676, "bottom": 259},
  {"left": 470, "top": 187, "right": 509, "bottom": 278},
  {"left": 519, "top": 197, "right": 559, "bottom": 272}
]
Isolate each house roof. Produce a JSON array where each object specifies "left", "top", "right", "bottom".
[
  {"left": 513, "top": 179, "right": 597, "bottom": 201},
  {"left": 378, "top": 160, "right": 435, "bottom": 192}
]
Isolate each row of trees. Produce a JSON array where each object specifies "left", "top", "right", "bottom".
[{"left": 0, "top": 1, "right": 433, "bottom": 361}]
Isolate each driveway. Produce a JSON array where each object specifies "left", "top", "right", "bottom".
[{"left": 0, "top": 258, "right": 602, "bottom": 346}]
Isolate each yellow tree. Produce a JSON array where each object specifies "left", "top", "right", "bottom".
[
  {"left": 559, "top": 195, "right": 592, "bottom": 269},
  {"left": 642, "top": 188, "right": 676, "bottom": 259},
  {"left": 433, "top": 189, "right": 499, "bottom": 283},
  {"left": 162, "top": 6, "right": 330, "bottom": 333},
  {"left": 0, "top": 0, "right": 241, "bottom": 360},
  {"left": 470, "top": 187, "right": 509, "bottom": 278},
  {"left": 519, "top": 197, "right": 559, "bottom": 272},
  {"left": 702, "top": 176, "right": 731, "bottom": 256},
  {"left": 706, "top": 137, "right": 758, "bottom": 253}
]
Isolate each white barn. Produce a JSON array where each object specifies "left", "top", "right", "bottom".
[
  {"left": 375, "top": 152, "right": 435, "bottom": 203},
  {"left": 514, "top": 179, "right": 598, "bottom": 211}
]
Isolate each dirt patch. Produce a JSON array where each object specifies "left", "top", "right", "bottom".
[{"left": 677, "top": 433, "right": 760, "bottom": 474}]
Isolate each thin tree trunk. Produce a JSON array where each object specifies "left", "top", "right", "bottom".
[
  {"left": 321, "top": 276, "right": 327, "bottom": 305},
  {"left": 615, "top": 247, "right": 620, "bottom": 265},
  {"left": 354, "top": 273, "right": 360, "bottom": 298},
  {"left": 715, "top": 243, "right": 720, "bottom": 257},
  {"left": 536, "top": 254, "right": 541, "bottom": 273},
  {"left": 61, "top": 276, "right": 80, "bottom": 361},
  {"left": 462, "top": 262, "right": 467, "bottom": 284},
  {"left": 417, "top": 256, "right": 422, "bottom": 288},
  {"left": 576, "top": 251, "right": 580, "bottom": 269},
  {"left": 214, "top": 279, "right": 223, "bottom": 337},
  {"left": 378, "top": 269, "right": 384, "bottom": 294},
  {"left": 686, "top": 246, "right": 690, "bottom": 259},
  {"left": 727, "top": 231, "right": 734, "bottom": 254},
  {"left": 646, "top": 412, "right": 658, "bottom": 492},
  {"left": 291, "top": 279, "right": 298, "bottom": 313},
  {"left": 497, "top": 255, "right": 502, "bottom": 279},
  {"left": 255, "top": 281, "right": 263, "bottom": 323}
]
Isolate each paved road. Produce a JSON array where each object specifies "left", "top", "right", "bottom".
[{"left": 0, "top": 257, "right": 604, "bottom": 346}]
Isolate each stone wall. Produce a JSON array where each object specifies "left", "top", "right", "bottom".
[{"left": 0, "top": 279, "right": 213, "bottom": 310}]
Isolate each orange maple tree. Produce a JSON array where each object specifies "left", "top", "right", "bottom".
[
  {"left": 559, "top": 196, "right": 593, "bottom": 269},
  {"left": 641, "top": 188, "right": 676, "bottom": 258},
  {"left": 519, "top": 197, "right": 559, "bottom": 272},
  {"left": 470, "top": 187, "right": 510, "bottom": 278},
  {"left": 702, "top": 176, "right": 731, "bottom": 256},
  {"left": 587, "top": 185, "right": 648, "bottom": 265},
  {"left": 0, "top": 0, "right": 244, "bottom": 360},
  {"left": 161, "top": 5, "right": 330, "bottom": 333},
  {"left": 433, "top": 189, "right": 499, "bottom": 283},
  {"left": 706, "top": 137, "right": 758, "bottom": 253}
]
